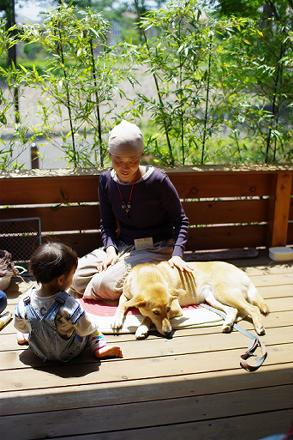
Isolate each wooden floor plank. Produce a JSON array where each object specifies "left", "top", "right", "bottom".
[
  {"left": 50, "top": 408, "right": 293, "bottom": 440},
  {"left": 0, "top": 342, "right": 292, "bottom": 393},
  {"left": 244, "top": 263, "right": 293, "bottom": 276},
  {"left": 2, "top": 384, "right": 293, "bottom": 440},
  {"left": 1, "top": 363, "right": 293, "bottom": 416},
  {"left": 0, "top": 325, "right": 291, "bottom": 370},
  {"left": 250, "top": 273, "right": 293, "bottom": 286}
]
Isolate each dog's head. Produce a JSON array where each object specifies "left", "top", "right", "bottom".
[{"left": 130, "top": 282, "right": 183, "bottom": 337}]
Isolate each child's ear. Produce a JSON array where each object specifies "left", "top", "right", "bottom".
[{"left": 56, "top": 274, "right": 66, "bottom": 287}]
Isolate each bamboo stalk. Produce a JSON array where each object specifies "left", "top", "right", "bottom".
[
  {"left": 178, "top": 18, "right": 185, "bottom": 165},
  {"left": 134, "top": 2, "right": 174, "bottom": 165},
  {"left": 142, "top": 28, "right": 174, "bottom": 166},
  {"left": 57, "top": 27, "right": 77, "bottom": 167},
  {"left": 89, "top": 38, "right": 103, "bottom": 167},
  {"left": 265, "top": 40, "right": 285, "bottom": 163},
  {"left": 272, "top": 40, "right": 285, "bottom": 162},
  {"left": 7, "top": 0, "right": 20, "bottom": 124},
  {"left": 133, "top": 0, "right": 146, "bottom": 43},
  {"left": 201, "top": 33, "right": 212, "bottom": 164}
]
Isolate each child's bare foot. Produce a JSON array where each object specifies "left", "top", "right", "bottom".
[
  {"left": 94, "top": 345, "right": 123, "bottom": 359},
  {"left": 17, "top": 331, "right": 29, "bottom": 345}
]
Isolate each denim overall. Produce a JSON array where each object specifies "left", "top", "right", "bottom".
[{"left": 23, "top": 292, "right": 88, "bottom": 362}]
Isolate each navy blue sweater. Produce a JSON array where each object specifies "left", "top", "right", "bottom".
[{"left": 98, "top": 168, "right": 189, "bottom": 257}]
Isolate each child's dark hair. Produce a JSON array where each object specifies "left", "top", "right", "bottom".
[{"left": 30, "top": 242, "right": 78, "bottom": 284}]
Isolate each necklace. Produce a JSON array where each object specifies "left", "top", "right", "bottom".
[{"left": 116, "top": 183, "right": 135, "bottom": 216}]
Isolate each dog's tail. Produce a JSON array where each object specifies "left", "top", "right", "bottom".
[{"left": 247, "top": 283, "right": 269, "bottom": 315}]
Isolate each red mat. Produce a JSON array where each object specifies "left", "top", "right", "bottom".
[{"left": 79, "top": 298, "right": 222, "bottom": 334}]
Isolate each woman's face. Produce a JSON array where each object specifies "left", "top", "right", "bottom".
[{"left": 110, "top": 153, "right": 142, "bottom": 183}]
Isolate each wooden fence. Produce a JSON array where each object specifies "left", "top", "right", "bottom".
[{"left": 0, "top": 166, "right": 292, "bottom": 258}]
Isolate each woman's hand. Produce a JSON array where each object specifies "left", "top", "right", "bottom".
[
  {"left": 97, "top": 246, "right": 119, "bottom": 272},
  {"left": 168, "top": 255, "right": 193, "bottom": 272}
]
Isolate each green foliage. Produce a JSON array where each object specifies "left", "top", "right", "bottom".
[
  {"left": 124, "top": 0, "right": 292, "bottom": 165},
  {"left": 23, "top": 42, "right": 43, "bottom": 60},
  {"left": 9, "top": 2, "right": 133, "bottom": 168},
  {"left": 0, "top": 0, "right": 292, "bottom": 170}
]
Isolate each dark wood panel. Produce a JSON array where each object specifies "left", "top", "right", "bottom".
[
  {"left": 183, "top": 199, "right": 269, "bottom": 224},
  {"left": 168, "top": 172, "right": 273, "bottom": 198},
  {"left": 0, "top": 224, "right": 268, "bottom": 257},
  {"left": 1, "top": 172, "right": 274, "bottom": 205},
  {"left": 289, "top": 197, "right": 293, "bottom": 220},
  {"left": 0, "top": 175, "right": 100, "bottom": 204},
  {"left": 187, "top": 224, "right": 267, "bottom": 250},
  {"left": 0, "top": 205, "right": 100, "bottom": 231},
  {"left": 1, "top": 200, "right": 270, "bottom": 232},
  {"left": 268, "top": 172, "right": 292, "bottom": 246},
  {"left": 43, "top": 232, "right": 102, "bottom": 257},
  {"left": 288, "top": 223, "right": 293, "bottom": 245},
  {"left": 43, "top": 225, "right": 267, "bottom": 255}
]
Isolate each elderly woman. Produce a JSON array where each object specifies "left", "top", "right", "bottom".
[{"left": 70, "top": 120, "right": 191, "bottom": 301}]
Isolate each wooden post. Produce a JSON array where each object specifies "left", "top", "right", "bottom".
[
  {"left": 30, "top": 143, "right": 39, "bottom": 169},
  {"left": 268, "top": 171, "right": 292, "bottom": 247}
]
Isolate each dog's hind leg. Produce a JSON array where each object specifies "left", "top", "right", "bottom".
[
  {"left": 247, "top": 283, "right": 269, "bottom": 315},
  {"left": 238, "top": 300, "right": 266, "bottom": 335},
  {"left": 222, "top": 290, "right": 266, "bottom": 336},
  {"left": 202, "top": 286, "right": 238, "bottom": 333}
]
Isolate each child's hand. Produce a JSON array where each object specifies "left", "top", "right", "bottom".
[{"left": 168, "top": 256, "right": 193, "bottom": 272}]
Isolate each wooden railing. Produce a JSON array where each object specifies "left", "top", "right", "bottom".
[{"left": 0, "top": 166, "right": 292, "bottom": 258}]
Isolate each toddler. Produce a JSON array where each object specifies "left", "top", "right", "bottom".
[{"left": 14, "top": 242, "right": 123, "bottom": 362}]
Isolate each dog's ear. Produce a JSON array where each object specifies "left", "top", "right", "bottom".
[
  {"left": 135, "top": 300, "right": 146, "bottom": 308},
  {"left": 131, "top": 296, "right": 146, "bottom": 309}
]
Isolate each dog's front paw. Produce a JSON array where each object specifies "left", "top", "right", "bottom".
[
  {"left": 111, "top": 314, "right": 124, "bottom": 333},
  {"left": 135, "top": 324, "right": 149, "bottom": 340}
]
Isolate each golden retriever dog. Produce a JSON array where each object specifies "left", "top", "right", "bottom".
[{"left": 111, "top": 261, "right": 269, "bottom": 339}]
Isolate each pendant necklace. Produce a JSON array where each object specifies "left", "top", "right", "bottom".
[{"left": 116, "top": 183, "right": 135, "bottom": 216}]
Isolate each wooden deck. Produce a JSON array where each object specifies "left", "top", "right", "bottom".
[{"left": 1, "top": 254, "right": 293, "bottom": 440}]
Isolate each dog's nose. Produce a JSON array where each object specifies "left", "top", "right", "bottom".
[{"left": 164, "top": 330, "right": 173, "bottom": 339}]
